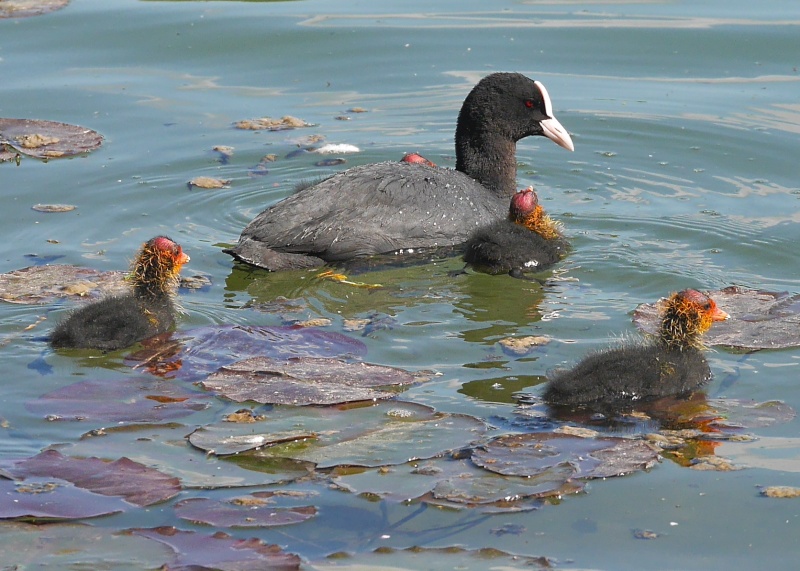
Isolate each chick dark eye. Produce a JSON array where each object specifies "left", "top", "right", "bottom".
[{"left": 524, "top": 99, "right": 534, "bottom": 109}]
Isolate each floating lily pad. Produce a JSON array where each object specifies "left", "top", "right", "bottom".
[
  {"left": 0, "top": 118, "right": 103, "bottom": 158},
  {"left": 308, "top": 545, "right": 551, "bottom": 571},
  {"left": 634, "top": 286, "right": 800, "bottom": 350},
  {"left": 62, "top": 423, "right": 308, "bottom": 488},
  {"left": 187, "top": 176, "right": 231, "bottom": 190},
  {"left": 0, "top": 522, "right": 175, "bottom": 569},
  {"left": 128, "top": 526, "right": 301, "bottom": 570},
  {"left": 126, "top": 325, "right": 367, "bottom": 381},
  {"left": 200, "top": 356, "right": 418, "bottom": 405},
  {"left": 0, "top": 265, "right": 126, "bottom": 304},
  {"left": 0, "top": 0, "right": 69, "bottom": 18},
  {"left": 189, "top": 401, "right": 488, "bottom": 469},
  {"left": 174, "top": 496, "right": 317, "bottom": 528},
  {"left": 26, "top": 378, "right": 209, "bottom": 423},
  {"left": 0, "top": 476, "right": 130, "bottom": 520},
  {"left": 472, "top": 433, "right": 659, "bottom": 480},
  {"left": 7, "top": 449, "right": 180, "bottom": 506},
  {"left": 331, "top": 457, "right": 583, "bottom": 511}
]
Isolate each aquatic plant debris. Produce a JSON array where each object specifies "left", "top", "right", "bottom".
[
  {"left": 174, "top": 496, "right": 317, "bottom": 528},
  {"left": 0, "top": 265, "right": 127, "bottom": 304},
  {"left": 0, "top": 0, "right": 69, "bottom": 19},
  {"left": 187, "top": 176, "right": 231, "bottom": 190},
  {"left": 200, "top": 356, "right": 418, "bottom": 405},
  {"left": 188, "top": 400, "right": 488, "bottom": 468},
  {"left": 0, "top": 118, "right": 102, "bottom": 158},
  {"left": 126, "top": 324, "right": 367, "bottom": 381},
  {"left": 234, "top": 115, "right": 314, "bottom": 130},
  {"left": 5, "top": 449, "right": 181, "bottom": 506},
  {"left": 128, "top": 526, "right": 301, "bottom": 570},
  {"left": 472, "top": 432, "right": 659, "bottom": 479},
  {"left": 634, "top": 286, "right": 800, "bottom": 350}
]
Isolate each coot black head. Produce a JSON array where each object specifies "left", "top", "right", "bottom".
[{"left": 225, "top": 73, "right": 574, "bottom": 271}]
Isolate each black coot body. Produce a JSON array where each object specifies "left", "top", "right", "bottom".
[{"left": 225, "top": 73, "right": 574, "bottom": 271}]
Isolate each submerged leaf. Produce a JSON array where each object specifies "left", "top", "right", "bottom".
[
  {"left": 128, "top": 526, "right": 301, "bottom": 570},
  {"left": 472, "top": 432, "right": 659, "bottom": 480},
  {"left": 0, "top": 118, "right": 102, "bottom": 158},
  {"left": 634, "top": 286, "right": 800, "bottom": 350},
  {"left": 201, "top": 356, "right": 417, "bottom": 405},
  {"left": 9, "top": 449, "right": 180, "bottom": 506},
  {"left": 126, "top": 325, "right": 367, "bottom": 381},
  {"left": 26, "top": 378, "right": 209, "bottom": 423},
  {"left": 175, "top": 496, "right": 317, "bottom": 528}
]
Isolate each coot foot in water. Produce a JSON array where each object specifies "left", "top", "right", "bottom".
[
  {"left": 50, "top": 236, "right": 189, "bottom": 351},
  {"left": 225, "top": 73, "right": 574, "bottom": 271},
  {"left": 463, "top": 186, "right": 568, "bottom": 277},
  {"left": 544, "top": 289, "right": 729, "bottom": 408}
]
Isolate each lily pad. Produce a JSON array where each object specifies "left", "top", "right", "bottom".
[
  {"left": 126, "top": 325, "right": 367, "bottom": 381},
  {"left": 308, "top": 545, "right": 551, "bottom": 571},
  {"left": 0, "top": 522, "right": 175, "bottom": 569},
  {"left": 0, "top": 0, "right": 68, "bottom": 18},
  {"left": 174, "top": 496, "right": 317, "bottom": 528},
  {"left": 128, "top": 526, "right": 301, "bottom": 570},
  {"left": 0, "top": 265, "right": 126, "bottom": 304},
  {"left": 0, "top": 476, "right": 130, "bottom": 520},
  {"left": 200, "top": 356, "right": 418, "bottom": 405},
  {"left": 31, "top": 203, "right": 76, "bottom": 213},
  {"left": 7, "top": 449, "right": 180, "bottom": 506},
  {"left": 0, "top": 118, "right": 103, "bottom": 158},
  {"left": 62, "top": 423, "right": 309, "bottom": 488},
  {"left": 634, "top": 286, "right": 800, "bottom": 350},
  {"left": 189, "top": 401, "right": 488, "bottom": 469},
  {"left": 26, "top": 378, "right": 209, "bottom": 423},
  {"left": 331, "top": 457, "right": 583, "bottom": 511},
  {"left": 472, "top": 432, "right": 659, "bottom": 480},
  {"left": 234, "top": 115, "right": 314, "bottom": 131}
]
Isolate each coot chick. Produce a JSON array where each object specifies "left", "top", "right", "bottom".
[
  {"left": 544, "top": 289, "right": 729, "bottom": 408},
  {"left": 463, "top": 186, "right": 567, "bottom": 277},
  {"left": 225, "top": 73, "right": 574, "bottom": 271},
  {"left": 50, "top": 236, "right": 189, "bottom": 351}
]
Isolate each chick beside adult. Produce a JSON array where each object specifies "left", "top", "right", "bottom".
[
  {"left": 543, "top": 289, "right": 729, "bottom": 407},
  {"left": 463, "top": 186, "right": 567, "bottom": 277},
  {"left": 225, "top": 72, "right": 574, "bottom": 271},
  {"left": 50, "top": 236, "right": 189, "bottom": 350}
]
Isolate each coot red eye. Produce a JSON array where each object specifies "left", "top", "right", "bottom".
[{"left": 524, "top": 99, "right": 534, "bottom": 108}]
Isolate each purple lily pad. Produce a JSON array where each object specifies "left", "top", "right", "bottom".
[
  {"left": 0, "top": 476, "right": 129, "bottom": 521},
  {"left": 128, "top": 526, "right": 301, "bottom": 570},
  {"left": 0, "top": 265, "right": 126, "bottom": 305},
  {"left": 472, "top": 432, "right": 659, "bottom": 480},
  {"left": 200, "top": 356, "right": 418, "bottom": 405},
  {"left": 126, "top": 325, "right": 367, "bottom": 381},
  {"left": 174, "top": 496, "right": 317, "bottom": 528},
  {"left": 0, "top": 0, "right": 69, "bottom": 19},
  {"left": 8, "top": 449, "right": 180, "bottom": 506},
  {"left": 0, "top": 117, "right": 102, "bottom": 158},
  {"left": 26, "top": 378, "right": 209, "bottom": 423},
  {"left": 634, "top": 286, "right": 800, "bottom": 350}
]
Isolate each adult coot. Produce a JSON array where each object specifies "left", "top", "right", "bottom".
[
  {"left": 225, "top": 73, "right": 574, "bottom": 271},
  {"left": 543, "top": 289, "right": 729, "bottom": 408},
  {"left": 463, "top": 186, "right": 567, "bottom": 277},
  {"left": 50, "top": 236, "right": 189, "bottom": 350}
]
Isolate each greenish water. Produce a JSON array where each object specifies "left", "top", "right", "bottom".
[{"left": 1, "top": 0, "right": 800, "bottom": 569}]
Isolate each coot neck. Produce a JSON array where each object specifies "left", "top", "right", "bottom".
[{"left": 455, "top": 130, "right": 518, "bottom": 199}]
